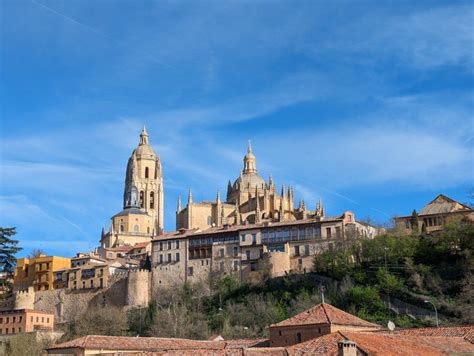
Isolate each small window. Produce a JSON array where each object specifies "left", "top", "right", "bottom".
[
  {"left": 297, "top": 332, "right": 302, "bottom": 343},
  {"left": 233, "top": 260, "right": 239, "bottom": 271},
  {"left": 12, "top": 317, "right": 15, "bottom": 323},
  {"left": 134, "top": 225, "right": 139, "bottom": 232},
  {"left": 279, "top": 330, "right": 282, "bottom": 336},
  {"left": 176, "top": 241, "right": 180, "bottom": 249},
  {"left": 167, "top": 253, "right": 171, "bottom": 263},
  {"left": 326, "top": 227, "right": 332, "bottom": 238},
  {"left": 252, "top": 234, "right": 257, "bottom": 244},
  {"left": 168, "top": 241, "right": 172, "bottom": 250},
  {"left": 140, "top": 191, "right": 145, "bottom": 208},
  {"left": 120, "top": 224, "right": 124, "bottom": 232},
  {"left": 145, "top": 167, "right": 149, "bottom": 178},
  {"left": 219, "top": 248, "right": 224, "bottom": 258},
  {"left": 150, "top": 191, "right": 155, "bottom": 209},
  {"left": 188, "top": 267, "right": 193, "bottom": 276},
  {"left": 176, "top": 252, "right": 180, "bottom": 262},
  {"left": 233, "top": 246, "right": 238, "bottom": 257},
  {"left": 159, "top": 254, "right": 163, "bottom": 263},
  {"left": 241, "top": 235, "right": 245, "bottom": 242},
  {"left": 294, "top": 246, "right": 300, "bottom": 256},
  {"left": 159, "top": 242, "right": 163, "bottom": 251},
  {"left": 246, "top": 250, "right": 250, "bottom": 260},
  {"left": 304, "top": 245, "right": 310, "bottom": 256}
]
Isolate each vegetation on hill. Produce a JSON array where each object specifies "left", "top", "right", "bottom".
[{"left": 58, "top": 221, "right": 472, "bottom": 343}]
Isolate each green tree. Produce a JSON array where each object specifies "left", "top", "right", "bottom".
[
  {"left": 0, "top": 227, "right": 21, "bottom": 298},
  {"left": 410, "top": 210, "right": 419, "bottom": 234}
]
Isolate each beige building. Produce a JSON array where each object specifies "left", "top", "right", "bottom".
[
  {"left": 151, "top": 211, "right": 374, "bottom": 286},
  {"left": 0, "top": 309, "right": 54, "bottom": 335},
  {"left": 394, "top": 194, "right": 474, "bottom": 235},
  {"left": 269, "top": 302, "right": 380, "bottom": 347},
  {"left": 176, "top": 142, "right": 325, "bottom": 231},
  {"left": 100, "top": 127, "right": 164, "bottom": 248}
]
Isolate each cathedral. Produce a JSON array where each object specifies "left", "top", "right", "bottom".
[
  {"left": 176, "top": 141, "right": 325, "bottom": 230},
  {"left": 100, "top": 127, "right": 164, "bottom": 248},
  {"left": 100, "top": 129, "right": 326, "bottom": 249}
]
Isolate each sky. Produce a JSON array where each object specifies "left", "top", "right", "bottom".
[{"left": 0, "top": 0, "right": 473, "bottom": 257}]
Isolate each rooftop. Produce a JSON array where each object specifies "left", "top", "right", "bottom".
[{"left": 271, "top": 303, "right": 379, "bottom": 328}]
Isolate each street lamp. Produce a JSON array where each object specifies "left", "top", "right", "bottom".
[{"left": 424, "top": 300, "right": 439, "bottom": 327}]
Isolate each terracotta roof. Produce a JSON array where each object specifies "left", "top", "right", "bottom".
[
  {"left": 288, "top": 330, "right": 474, "bottom": 355},
  {"left": 420, "top": 194, "right": 473, "bottom": 215},
  {"left": 48, "top": 335, "right": 227, "bottom": 351},
  {"left": 271, "top": 303, "right": 379, "bottom": 328},
  {"left": 154, "top": 217, "right": 347, "bottom": 242},
  {"left": 391, "top": 325, "right": 474, "bottom": 343},
  {"left": 132, "top": 242, "right": 151, "bottom": 249}
]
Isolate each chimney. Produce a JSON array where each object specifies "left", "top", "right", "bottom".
[{"left": 337, "top": 339, "right": 357, "bottom": 356}]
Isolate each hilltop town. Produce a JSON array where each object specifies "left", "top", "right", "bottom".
[{"left": 0, "top": 128, "right": 473, "bottom": 355}]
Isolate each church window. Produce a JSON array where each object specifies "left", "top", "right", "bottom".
[
  {"left": 150, "top": 192, "right": 155, "bottom": 209},
  {"left": 134, "top": 225, "right": 139, "bottom": 233},
  {"left": 145, "top": 167, "right": 149, "bottom": 178},
  {"left": 140, "top": 191, "right": 145, "bottom": 208}
]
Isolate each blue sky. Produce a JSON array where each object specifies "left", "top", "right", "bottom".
[{"left": 0, "top": 1, "right": 473, "bottom": 257}]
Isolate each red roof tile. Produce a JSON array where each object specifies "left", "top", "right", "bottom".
[
  {"left": 391, "top": 325, "right": 474, "bottom": 343},
  {"left": 271, "top": 303, "right": 379, "bottom": 328}
]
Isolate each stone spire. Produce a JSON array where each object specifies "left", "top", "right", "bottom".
[
  {"left": 216, "top": 190, "right": 221, "bottom": 204},
  {"left": 226, "top": 180, "right": 233, "bottom": 201},
  {"left": 187, "top": 188, "right": 193, "bottom": 205},
  {"left": 177, "top": 196, "right": 182, "bottom": 212},
  {"left": 139, "top": 125, "right": 149, "bottom": 145},
  {"left": 316, "top": 199, "right": 325, "bottom": 218},
  {"left": 269, "top": 174, "right": 274, "bottom": 189},
  {"left": 243, "top": 140, "right": 257, "bottom": 174}
]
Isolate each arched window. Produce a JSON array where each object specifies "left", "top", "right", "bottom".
[
  {"left": 150, "top": 191, "right": 155, "bottom": 209},
  {"left": 145, "top": 167, "right": 149, "bottom": 178},
  {"left": 140, "top": 191, "right": 145, "bottom": 208}
]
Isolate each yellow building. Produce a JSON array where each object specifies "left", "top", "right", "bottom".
[{"left": 14, "top": 255, "right": 71, "bottom": 291}]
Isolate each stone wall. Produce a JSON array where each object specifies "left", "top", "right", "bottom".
[{"left": 127, "top": 269, "right": 151, "bottom": 307}]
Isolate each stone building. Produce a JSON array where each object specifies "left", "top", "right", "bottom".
[
  {"left": 269, "top": 303, "right": 380, "bottom": 347},
  {"left": 176, "top": 142, "right": 326, "bottom": 230},
  {"left": 394, "top": 194, "right": 474, "bottom": 235},
  {"left": 151, "top": 211, "right": 371, "bottom": 286},
  {"left": 0, "top": 309, "right": 54, "bottom": 335},
  {"left": 100, "top": 127, "right": 164, "bottom": 248},
  {"left": 13, "top": 255, "right": 71, "bottom": 291}
]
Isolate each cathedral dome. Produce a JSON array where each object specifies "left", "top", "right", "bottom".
[
  {"left": 232, "top": 141, "right": 267, "bottom": 191},
  {"left": 134, "top": 127, "right": 158, "bottom": 159},
  {"left": 234, "top": 172, "right": 267, "bottom": 191}
]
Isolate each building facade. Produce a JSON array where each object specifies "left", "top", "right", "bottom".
[
  {"left": 394, "top": 194, "right": 474, "bottom": 235},
  {"left": 100, "top": 127, "right": 164, "bottom": 248},
  {"left": 13, "top": 256, "right": 71, "bottom": 291},
  {"left": 0, "top": 309, "right": 54, "bottom": 335},
  {"left": 176, "top": 142, "right": 325, "bottom": 231},
  {"left": 151, "top": 211, "right": 372, "bottom": 287}
]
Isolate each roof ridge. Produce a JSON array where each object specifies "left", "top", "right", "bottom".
[{"left": 321, "top": 303, "right": 331, "bottom": 324}]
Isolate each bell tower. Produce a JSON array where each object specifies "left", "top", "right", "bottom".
[{"left": 123, "top": 127, "right": 164, "bottom": 234}]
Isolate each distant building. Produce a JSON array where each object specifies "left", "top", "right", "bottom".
[
  {"left": 176, "top": 142, "right": 327, "bottom": 231},
  {"left": 0, "top": 309, "right": 54, "bottom": 335},
  {"left": 394, "top": 194, "right": 474, "bottom": 234},
  {"left": 13, "top": 255, "right": 71, "bottom": 291},
  {"left": 100, "top": 127, "right": 164, "bottom": 249},
  {"left": 150, "top": 211, "right": 377, "bottom": 286}
]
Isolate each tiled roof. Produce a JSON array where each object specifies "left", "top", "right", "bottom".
[
  {"left": 132, "top": 242, "right": 151, "bottom": 249},
  {"left": 48, "top": 335, "right": 227, "bottom": 351},
  {"left": 288, "top": 330, "right": 474, "bottom": 355},
  {"left": 271, "top": 303, "right": 379, "bottom": 328},
  {"left": 420, "top": 194, "right": 473, "bottom": 215},
  {"left": 154, "top": 217, "right": 347, "bottom": 242},
  {"left": 391, "top": 325, "right": 474, "bottom": 343}
]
